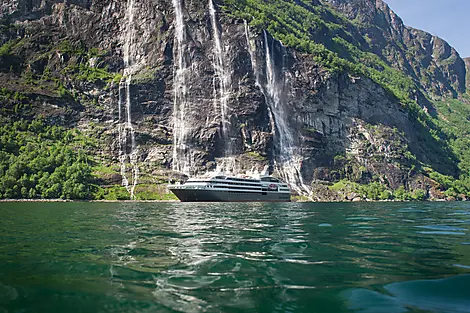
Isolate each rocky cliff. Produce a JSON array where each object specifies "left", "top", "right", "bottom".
[
  {"left": 0, "top": 0, "right": 468, "bottom": 200},
  {"left": 465, "top": 57, "right": 470, "bottom": 90},
  {"left": 323, "top": 0, "right": 467, "bottom": 98}
]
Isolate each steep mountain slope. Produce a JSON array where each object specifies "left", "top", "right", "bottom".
[
  {"left": 324, "top": 0, "right": 466, "bottom": 97},
  {"left": 466, "top": 58, "right": 470, "bottom": 90},
  {"left": 0, "top": 0, "right": 469, "bottom": 200}
]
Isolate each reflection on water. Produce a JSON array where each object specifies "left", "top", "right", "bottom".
[{"left": 0, "top": 202, "right": 470, "bottom": 313}]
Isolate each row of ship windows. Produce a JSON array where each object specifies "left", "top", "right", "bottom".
[
  {"left": 189, "top": 181, "right": 288, "bottom": 188},
  {"left": 217, "top": 190, "right": 290, "bottom": 197},
  {"left": 194, "top": 181, "right": 287, "bottom": 188},
  {"left": 188, "top": 180, "right": 261, "bottom": 187},
  {"left": 212, "top": 186, "right": 262, "bottom": 190},
  {"left": 214, "top": 176, "right": 261, "bottom": 182},
  {"left": 210, "top": 186, "right": 289, "bottom": 191},
  {"left": 212, "top": 176, "right": 282, "bottom": 183},
  {"left": 184, "top": 185, "right": 290, "bottom": 192}
]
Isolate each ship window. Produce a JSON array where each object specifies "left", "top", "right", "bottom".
[{"left": 261, "top": 177, "right": 280, "bottom": 182}]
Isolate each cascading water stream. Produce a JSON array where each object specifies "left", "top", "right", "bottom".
[
  {"left": 263, "top": 32, "right": 312, "bottom": 197},
  {"left": 245, "top": 26, "right": 311, "bottom": 197},
  {"left": 171, "top": 0, "right": 194, "bottom": 175},
  {"left": 118, "top": 0, "right": 139, "bottom": 199},
  {"left": 209, "top": 0, "right": 234, "bottom": 171},
  {"left": 264, "top": 32, "right": 312, "bottom": 197}
]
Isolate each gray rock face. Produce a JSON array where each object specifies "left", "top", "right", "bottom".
[
  {"left": 323, "top": 0, "right": 467, "bottom": 97},
  {"left": 465, "top": 58, "right": 470, "bottom": 90},
  {"left": 0, "top": 0, "right": 461, "bottom": 193}
]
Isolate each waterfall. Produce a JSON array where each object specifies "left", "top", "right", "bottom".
[
  {"left": 171, "top": 0, "right": 194, "bottom": 175},
  {"left": 263, "top": 32, "right": 311, "bottom": 197},
  {"left": 245, "top": 26, "right": 311, "bottom": 197},
  {"left": 118, "top": 86, "right": 129, "bottom": 193},
  {"left": 263, "top": 32, "right": 312, "bottom": 197},
  {"left": 244, "top": 21, "right": 256, "bottom": 75},
  {"left": 209, "top": 0, "right": 233, "bottom": 160},
  {"left": 118, "top": 0, "right": 139, "bottom": 199}
]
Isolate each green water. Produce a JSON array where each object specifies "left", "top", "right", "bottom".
[{"left": 1, "top": 202, "right": 470, "bottom": 313}]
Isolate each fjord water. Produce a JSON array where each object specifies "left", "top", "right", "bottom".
[{"left": 1, "top": 202, "right": 470, "bottom": 313}]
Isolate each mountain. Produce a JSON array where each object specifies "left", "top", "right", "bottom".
[
  {"left": 466, "top": 57, "right": 470, "bottom": 90},
  {"left": 0, "top": 0, "right": 469, "bottom": 201},
  {"left": 324, "top": 0, "right": 466, "bottom": 97}
]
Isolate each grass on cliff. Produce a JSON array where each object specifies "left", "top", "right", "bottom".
[
  {"left": 55, "top": 40, "right": 122, "bottom": 84},
  {"left": 434, "top": 97, "right": 470, "bottom": 176},
  {"left": 63, "top": 64, "right": 122, "bottom": 85},
  {"left": 223, "top": 0, "right": 417, "bottom": 105},
  {"left": 0, "top": 38, "right": 24, "bottom": 57}
]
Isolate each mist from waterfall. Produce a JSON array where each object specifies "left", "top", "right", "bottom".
[
  {"left": 171, "top": 0, "right": 194, "bottom": 175},
  {"left": 245, "top": 25, "right": 311, "bottom": 197},
  {"left": 118, "top": 0, "right": 139, "bottom": 199}
]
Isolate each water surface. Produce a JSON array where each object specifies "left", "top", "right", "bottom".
[{"left": 1, "top": 201, "right": 470, "bottom": 313}]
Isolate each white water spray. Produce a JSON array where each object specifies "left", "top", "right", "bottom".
[
  {"left": 209, "top": 0, "right": 232, "bottom": 158},
  {"left": 118, "top": 0, "right": 139, "bottom": 199},
  {"left": 171, "top": 0, "right": 195, "bottom": 175},
  {"left": 244, "top": 27, "right": 311, "bottom": 197},
  {"left": 263, "top": 32, "right": 312, "bottom": 197}
]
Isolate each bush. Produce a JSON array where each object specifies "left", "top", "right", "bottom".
[{"left": 0, "top": 118, "right": 95, "bottom": 200}]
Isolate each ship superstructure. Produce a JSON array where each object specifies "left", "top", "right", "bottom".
[{"left": 168, "top": 170, "right": 291, "bottom": 202}]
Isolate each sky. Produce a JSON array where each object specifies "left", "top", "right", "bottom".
[{"left": 384, "top": 0, "right": 470, "bottom": 58}]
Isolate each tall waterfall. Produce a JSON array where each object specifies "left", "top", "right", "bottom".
[
  {"left": 209, "top": 0, "right": 238, "bottom": 172},
  {"left": 245, "top": 26, "right": 311, "bottom": 197},
  {"left": 263, "top": 32, "right": 311, "bottom": 197},
  {"left": 209, "top": 0, "right": 233, "bottom": 152},
  {"left": 171, "top": 0, "right": 194, "bottom": 174},
  {"left": 118, "top": 0, "right": 139, "bottom": 199}
]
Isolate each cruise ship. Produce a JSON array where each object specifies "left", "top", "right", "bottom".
[{"left": 168, "top": 171, "right": 291, "bottom": 202}]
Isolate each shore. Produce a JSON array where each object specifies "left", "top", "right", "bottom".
[
  {"left": 0, "top": 199, "right": 180, "bottom": 203},
  {"left": 0, "top": 198, "right": 459, "bottom": 203}
]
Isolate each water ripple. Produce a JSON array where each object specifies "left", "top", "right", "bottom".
[{"left": 2, "top": 201, "right": 470, "bottom": 313}]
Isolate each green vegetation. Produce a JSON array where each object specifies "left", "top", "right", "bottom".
[
  {"left": 0, "top": 1, "right": 468, "bottom": 201},
  {"left": 93, "top": 185, "right": 177, "bottom": 201},
  {"left": 54, "top": 40, "right": 121, "bottom": 85},
  {"left": 0, "top": 88, "right": 27, "bottom": 102},
  {"left": 329, "top": 180, "right": 428, "bottom": 201},
  {"left": 434, "top": 98, "right": 470, "bottom": 175},
  {"left": 0, "top": 118, "right": 95, "bottom": 199},
  {"left": 56, "top": 40, "right": 108, "bottom": 58},
  {"left": 223, "top": 0, "right": 417, "bottom": 104},
  {"left": 93, "top": 186, "right": 133, "bottom": 201},
  {"left": 0, "top": 118, "right": 176, "bottom": 200},
  {"left": 132, "top": 67, "right": 157, "bottom": 84},
  {"left": 223, "top": 0, "right": 470, "bottom": 195},
  {"left": 19, "top": 39, "right": 122, "bottom": 97},
  {"left": 63, "top": 64, "right": 121, "bottom": 84},
  {"left": 245, "top": 151, "right": 266, "bottom": 161},
  {"left": 0, "top": 38, "right": 23, "bottom": 57}
]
